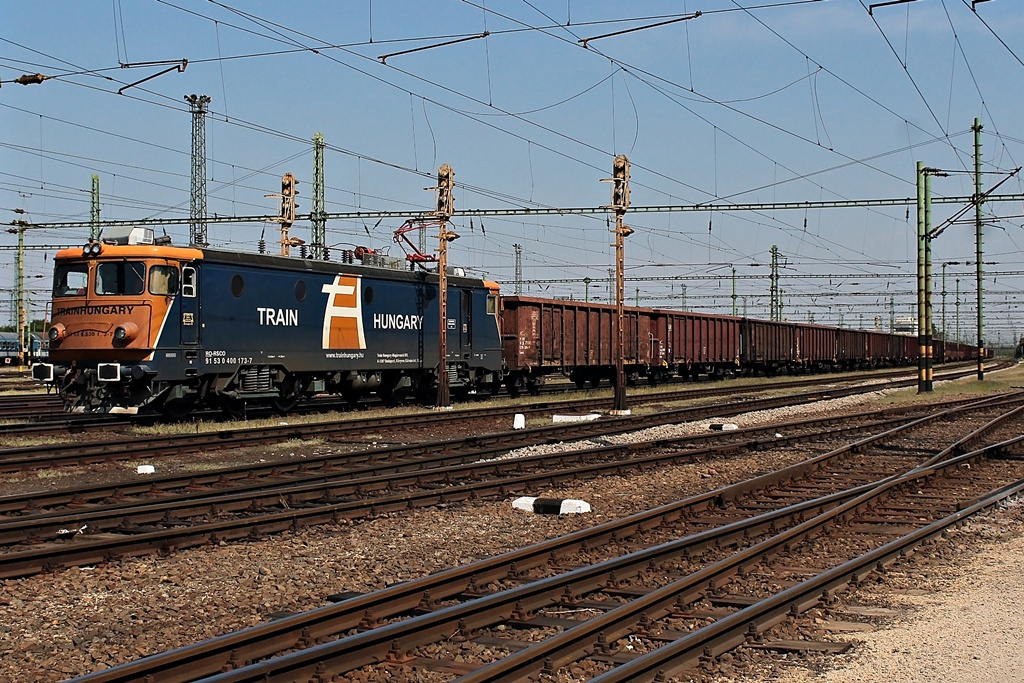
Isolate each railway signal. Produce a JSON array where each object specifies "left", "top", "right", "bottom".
[
  {"left": 266, "top": 173, "right": 300, "bottom": 256},
  {"left": 281, "top": 173, "right": 299, "bottom": 225},
  {"left": 611, "top": 155, "right": 631, "bottom": 211},
  {"left": 436, "top": 164, "right": 455, "bottom": 217}
]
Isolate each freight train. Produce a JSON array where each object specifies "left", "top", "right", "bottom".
[{"left": 31, "top": 228, "right": 982, "bottom": 417}]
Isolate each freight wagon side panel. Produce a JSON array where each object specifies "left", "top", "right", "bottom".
[
  {"left": 709, "top": 315, "right": 741, "bottom": 363},
  {"left": 500, "top": 300, "right": 538, "bottom": 370},
  {"left": 798, "top": 325, "right": 835, "bottom": 363},
  {"left": 836, "top": 329, "right": 866, "bottom": 362},
  {"left": 865, "top": 330, "right": 888, "bottom": 361},
  {"left": 905, "top": 334, "right": 918, "bottom": 362},
  {"left": 635, "top": 312, "right": 652, "bottom": 365}
]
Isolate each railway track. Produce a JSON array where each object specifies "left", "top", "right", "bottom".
[
  {"left": 0, "top": 396, "right": 1007, "bottom": 578},
  {"left": 0, "top": 364, "right": 1000, "bottom": 473},
  {"left": 0, "top": 363, "right": 981, "bottom": 436},
  {"left": 65, "top": 392, "right": 1024, "bottom": 683}
]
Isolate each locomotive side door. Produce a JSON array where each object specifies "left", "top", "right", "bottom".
[
  {"left": 460, "top": 289, "right": 472, "bottom": 358},
  {"left": 180, "top": 265, "right": 200, "bottom": 346}
]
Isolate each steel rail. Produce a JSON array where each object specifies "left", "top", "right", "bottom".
[
  {"left": 0, "top": 398, "right": 960, "bottom": 577},
  {"left": 583, "top": 440, "right": 1024, "bottom": 683},
  {"left": 0, "top": 372, "right": 931, "bottom": 474},
  {"left": 65, "top": 394, "right": 1016, "bottom": 683},
  {"left": 0, "top": 375, "right": 961, "bottom": 513},
  {"left": 453, "top": 407, "right": 1024, "bottom": 682},
  {"left": 0, "top": 402, "right": 968, "bottom": 547},
  {"left": 156, "top": 404, "right": 1024, "bottom": 683},
  {"left": 6, "top": 392, "right": 1018, "bottom": 568},
  {"left": 0, "top": 365, "right": 981, "bottom": 440}
]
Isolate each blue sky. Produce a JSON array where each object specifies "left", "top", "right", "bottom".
[{"left": 3, "top": 1, "right": 1024, "bottom": 342}]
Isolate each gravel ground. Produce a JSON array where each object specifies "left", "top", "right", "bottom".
[
  {"left": 720, "top": 501, "right": 1024, "bottom": 683},
  {"left": 0, "top": 369, "right": 1020, "bottom": 682}
]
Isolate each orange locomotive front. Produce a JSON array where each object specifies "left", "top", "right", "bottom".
[{"left": 34, "top": 229, "right": 202, "bottom": 412}]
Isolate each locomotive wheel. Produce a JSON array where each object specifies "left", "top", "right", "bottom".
[
  {"left": 220, "top": 396, "right": 247, "bottom": 419},
  {"left": 273, "top": 375, "right": 303, "bottom": 414},
  {"left": 161, "top": 397, "right": 196, "bottom": 421},
  {"left": 272, "top": 395, "right": 299, "bottom": 414}
]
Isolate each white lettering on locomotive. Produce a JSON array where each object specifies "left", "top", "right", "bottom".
[
  {"left": 257, "top": 307, "right": 299, "bottom": 326},
  {"left": 372, "top": 313, "right": 423, "bottom": 330},
  {"left": 321, "top": 275, "right": 366, "bottom": 349}
]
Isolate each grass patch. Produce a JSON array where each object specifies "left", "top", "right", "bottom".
[
  {"left": 864, "top": 361, "right": 1023, "bottom": 408},
  {"left": 177, "top": 462, "right": 240, "bottom": 472},
  {"left": 34, "top": 468, "right": 75, "bottom": 480},
  {"left": 0, "top": 436, "right": 72, "bottom": 449},
  {"left": 263, "top": 437, "right": 326, "bottom": 451}
]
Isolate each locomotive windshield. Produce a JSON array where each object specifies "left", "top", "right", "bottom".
[
  {"left": 53, "top": 263, "right": 89, "bottom": 297},
  {"left": 96, "top": 261, "right": 146, "bottom": 296}
]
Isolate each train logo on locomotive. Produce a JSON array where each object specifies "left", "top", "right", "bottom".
[{"left": 321, "top": 274, "right": 366, "bottom": 350}]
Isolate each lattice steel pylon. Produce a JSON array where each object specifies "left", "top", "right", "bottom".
[
  {"left": 310, "top": 133, "right": 327, "bottom": 259},
  {"left": 185, "top": 94, "right": 211, "bottom": 247},
  {"left": 90, "top": 174, "right": 100, "bottom": 240},
  {"left": 513, "top": 243, "right": 523, "bottom": 294},
  {"left": 769, "top": 244, "right": 780, "bottom": 321}
]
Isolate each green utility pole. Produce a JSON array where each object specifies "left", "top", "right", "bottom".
[
  {"left": 185, "top": 94, "right": 211, "bottom": 247},
  {"left": 310, "top": 133, "right": 327, "bottom": 260},
  {"left": 916, "top": 161, "right": 926, "bottom": 393},
  {"left": 924, "top": 168, "right": 933, "bottom": 391},
  {"left": 956, "top": 278, "right": 961, "bottom": 343},
  {"left": 90, "top": 174, "right": 100, "bottom": 241},
  {"left": 941, "top": 261, "right": 961, "bottom": 343},
  {"left": 731, "top": 266, "right": 737, "bottom": 316},
  {"left": 769, "top": 245, "right": 780, "bottom": 321},
  {"left": 973, "top": 118, "right": 985, "bottom": 380},
  {"left": 9, "top": 223, "right": 27, "bottom": 366},
  {"left": 513, "top": 243, "right": 523, "bottom": 295}
]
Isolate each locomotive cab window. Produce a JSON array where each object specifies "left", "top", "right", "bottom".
[
  {"left": 486, "top": 294, "right": 497, "bottom": 315},
  {"left": 149, "top": 265, "right": 180, "bottom": 296},
  {"left": 148, "top": 266, "right": 180, "bottom": 294},
  {"left": 54, "top": 263, "right": 89, "bottom": 297},
  {"left": 96, "top": 261, "right": 146, "bottom": 296}
]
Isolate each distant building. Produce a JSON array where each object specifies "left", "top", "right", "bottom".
[{"left": 894, "top": 316, "right": 915, "bottom": 334}]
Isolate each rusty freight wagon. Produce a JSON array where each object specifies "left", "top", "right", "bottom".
[
  {"left": 740, "top": 319, "right": 799, "bottom": 375},
  {"left": 657, "top": 309, "right": 741, "bottom": 381},
  {"left": 796, "top": 323, "right": 838, "bottom": 370},
  {"left": 498, "top": 297, "right": 741, "bottom": 394}
]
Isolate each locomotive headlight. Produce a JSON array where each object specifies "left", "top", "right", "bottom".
[
  {"left": 84, "top": 241, "right": 102, "bottom": 257},
  {"left": 47, "top": 323, "right": 66, "bottom": 344},
  {"left": 113, "top": 322, "right": 138, "bottom": 344}
]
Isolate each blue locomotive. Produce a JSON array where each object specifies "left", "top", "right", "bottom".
[{"left": 31, "top": 229, "right": 503, "bottom": 417}]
